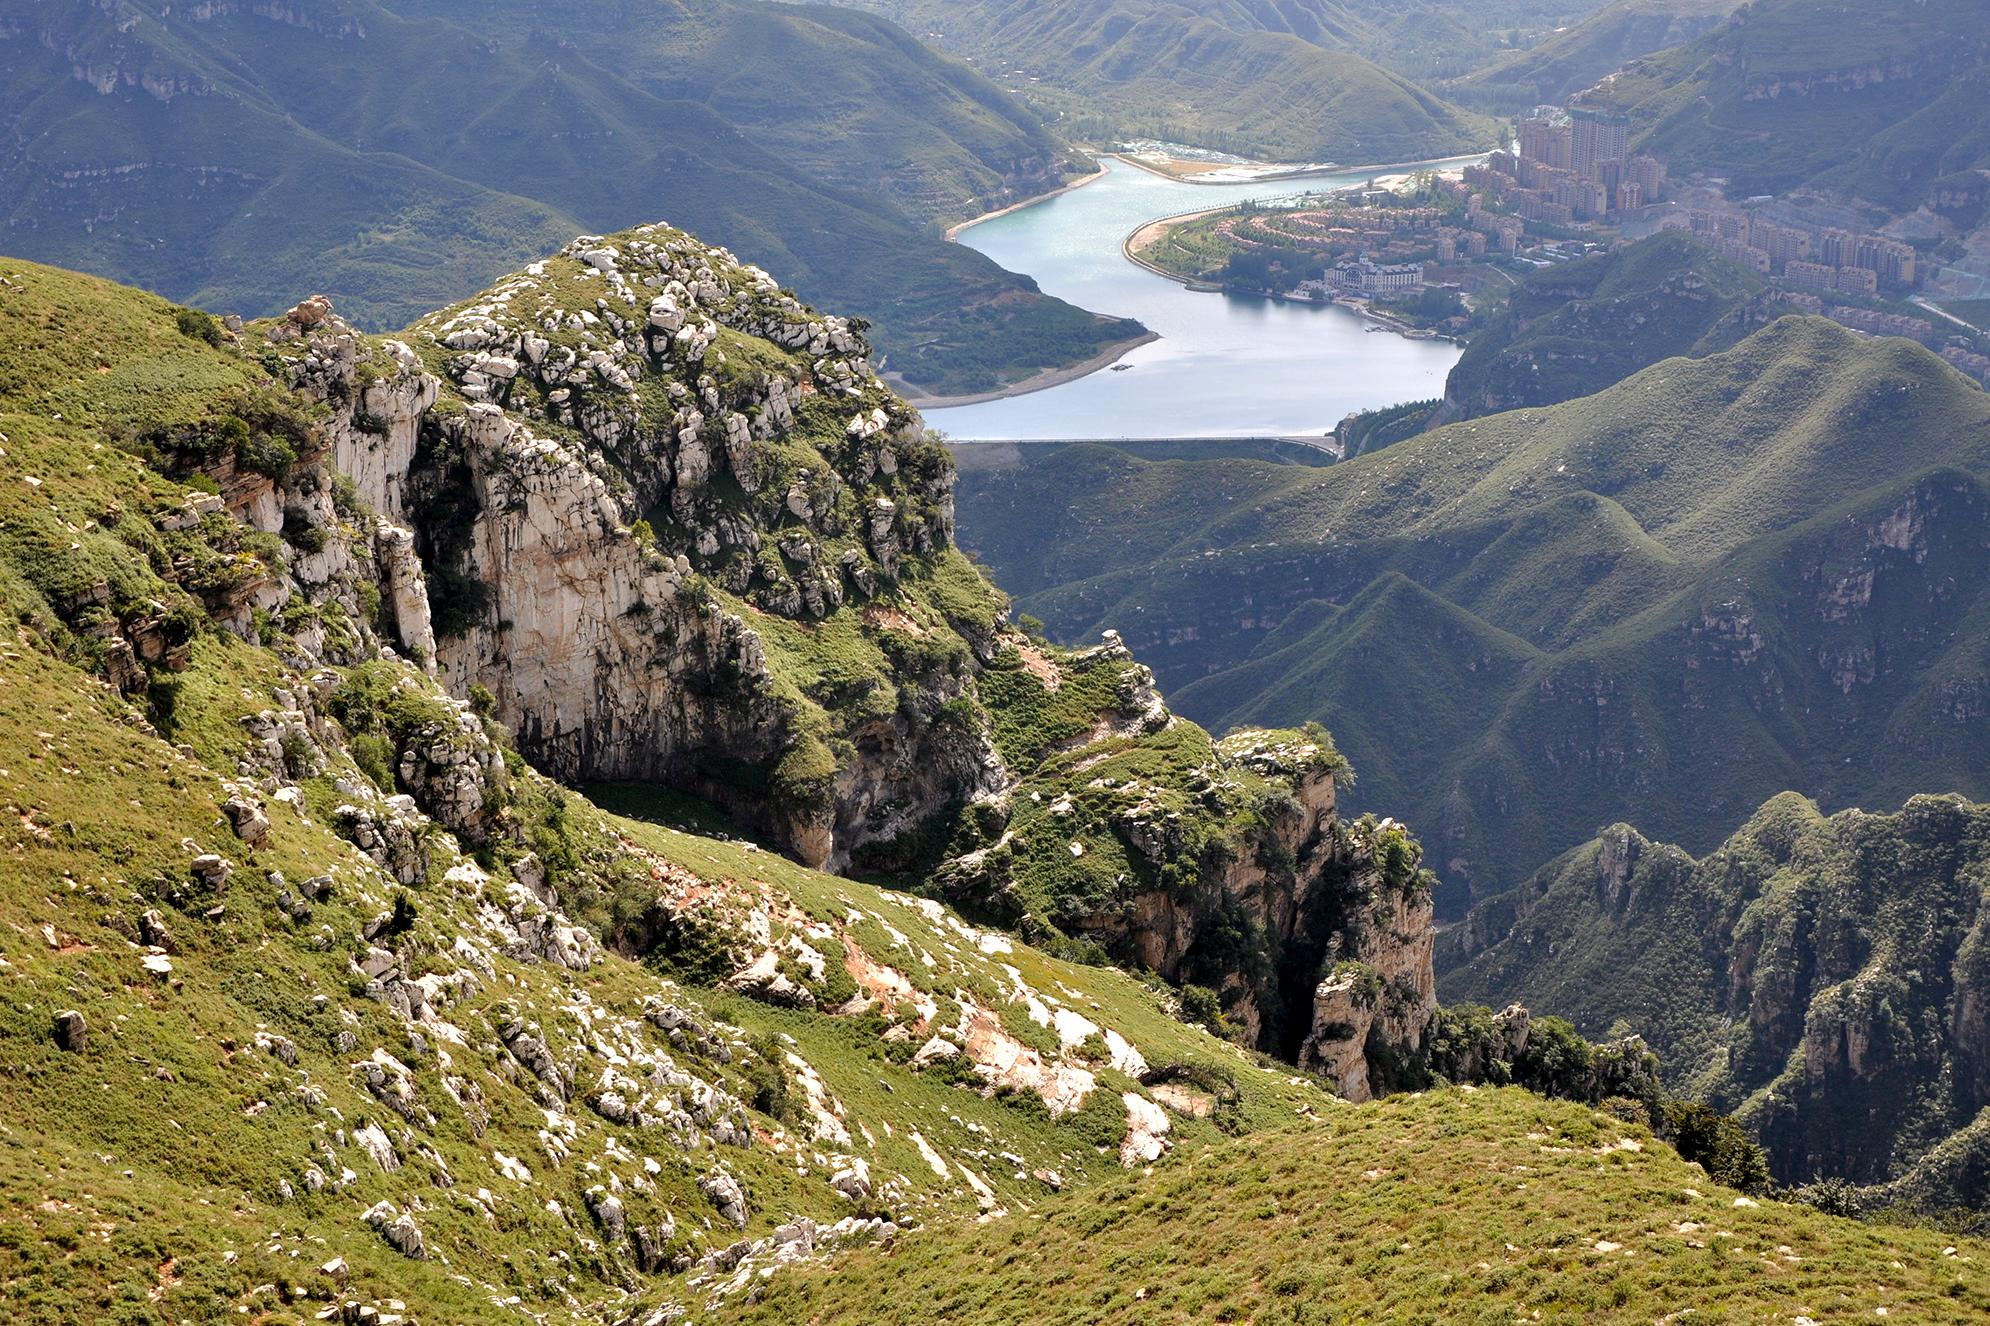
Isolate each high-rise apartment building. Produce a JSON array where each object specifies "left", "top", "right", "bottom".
[
  {"left": 1569, "top": 107, "right": 1630, "bottom": 182},
  {"left": 1853, "top": 235, "right": 1917, "bottom": 287},
  {"left": 1818, "top": 228, "right": 1855, "bottom": 268}
]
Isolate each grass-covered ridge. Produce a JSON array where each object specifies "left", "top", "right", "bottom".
[
  {"left": 835, "top": 0, "right": 1501, "bottom": 164},
  {"left": 0, "top": 613, "right": 1326, "bottom": 1322},
  {"left": 954, "top": 315, "right": 1990, "bottom": 905},
  {"left": 731, "top": 1088, "right": 1990, "bottom": 1324},
  {"left": 1448, "top": 0, "right": 1741, "bottom": 113},
  {"left": 0, "top": 251, "right": 1337, "bottom": 1318},
  {"left": 5, "top": 175, "right": 1990, "bottom": 1326},
  {"left": 1436, "top": 230, "right": 1794, "bottom": 424}
]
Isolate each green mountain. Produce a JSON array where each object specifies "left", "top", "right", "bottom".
[
  {"left": 1328, "top": 0, "right": 1623, "bottom": 85},
  {"left": 0, "top": 0, "right": 1137, "bottom": 396},
  {"left": 828, "top": 0, "right": 1502, "bottom": 163},
  {"left": 729, "top": 1087, "right": 1990, "bottom": 1323},
  {"left": 1589, "top": 0, "right": 1990, "bottom": 210},
  {"left": 4, "top": 211, "right": 1989, "bottom": 1318},
  {"left": 953, "top": 317, "right": 1990, "bottom": 908},
  {"left": 1435, "top": 231, "right": 1798, "bottom": 424},
  {"left": 1449, "top": 0, "right": 1741, "bottom": 113},
  {"left": 1445, "top": 792, "right": 1990, "bottom": 1203},
  {"left": 0, "top": 236, "right": 1422, "bottom": 1319}
]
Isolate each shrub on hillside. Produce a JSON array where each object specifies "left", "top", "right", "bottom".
[{"left": 1664, "top": 1101, "right": 1770, "bottom": 1194}]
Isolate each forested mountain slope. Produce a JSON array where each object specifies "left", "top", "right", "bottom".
[
  {"left": 1435, "top": 231, "right": 1797, "bottom": 424},
  {"left": 1450, "top": 0, "right": 1741, "bottom": 112},
  {"left": 956, "top": 318, "right": 1990, "bottom": 906},
  {"left": 1588, "top": 0, "right": 1990, "bottom": 210}
]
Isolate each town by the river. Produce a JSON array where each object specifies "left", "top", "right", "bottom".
[{"left": 921, "top": 155, "right": 1479, "bottom": 442}]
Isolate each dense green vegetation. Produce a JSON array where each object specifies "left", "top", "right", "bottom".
[
  {"left": 954, "top": 317, "right": 1990, "bottom": 908},
  {"left": 832, "top": 0, "right": 1502, "bottom": 163},
  {"left": 1446, "top": 792, "right": 1990, "bottom": 1212},
  {"left": 731, "top": 1088, "right": 1990, "bottom": 1325},
  {"left": 1437, "top": 231, "right": 1794, "bottom": 422},
  {"left": 0, "top": 0, "right": 1138, "bottom": 395},
  {"left": 1590, "top": 0, "right": 1990, "bottom": 209},
  {"left": 1334, "top": 398, "right": 1442, "bottom": 457}
]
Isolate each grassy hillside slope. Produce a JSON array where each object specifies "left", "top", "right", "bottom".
[
  {"left": 0, "top": 0, "right": 1137, "bottom": 396},
  {"left": 733, "top": 1088, "right": 1990, "bottom": 1324},
  {"left": 829, "top": 0, "right": 1501, "bottom": 163},
  {"left": 0, "top": 252, "right": 1340, "bottom": 1323},
  {"left": 1450, "top": 0, "right": 1741, "bottom": 113},
  {"left": 6, "top": 228, "right": 1990, "bottom": 1323},
  {"left": 955, "top": 317, "right": 1990, "bottom": 905},
  {"left": 1589, "top": 0, "right": 1990, "bottom": 209},
  {"left": 1436, "top": 231, "right": 1797, "bottom": 423}
]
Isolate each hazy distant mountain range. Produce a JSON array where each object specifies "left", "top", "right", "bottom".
[{"left": 0, "top": 0, "right": 1141, "bottom": 396}]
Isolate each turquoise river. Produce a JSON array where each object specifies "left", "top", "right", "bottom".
[{"left": 922, "top": 155, "right": 1480, "bottom": 441}]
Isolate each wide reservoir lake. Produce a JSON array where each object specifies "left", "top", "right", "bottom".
[{"left": 922, "top": 156, "right": 1476, "bottom": 441}]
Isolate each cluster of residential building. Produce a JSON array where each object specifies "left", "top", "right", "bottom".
[
  {"left": 1467, "top": 107, "right": 1667, "bottom": 223},
  {"left": 1942, "top": 344, "right": 1990, "bottom": 386},
  {"left": 1779, "top": 293, "right": 1928, "bottom": 338},
  {"left": 1777, "top": 295, "right": 1988, "bottom": 387},
  {"left": 1177, "top": 101, "right": 1983, "bottom": 368},
  {"left": 1217, "top": 199, "right": 1493, "bottom": 267},
  {"left": 1659, "top": 207, "right": 1918, "bottom": 292},
  {"left": 1318, "top": 257, "right": 1427, "bottom": 296}
]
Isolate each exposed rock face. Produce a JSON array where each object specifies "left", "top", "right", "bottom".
[
  {"left": 52, "top": 1010, "right": 86, "bottom": 1052},
  {"left": 699, "top": 1168, "right": 750, "bottom": 1229},
  {"left": 1448, "top": 791, "right": 1990, "bottom": 1188},
  {"left": 1300, "top": 969, "right": 1380, "bottom": 1101},
  {"left": 362, "top": 1201, "right": 425, "bottom": 1260},
  {"left": 1088, "top": 736, "right": 1434, "bottom": 1076},
  {"left": 287, "top": 326, "right": 438, "bottom": 524},
  {"left": 276, "top": 225, "right": 998, "bottom": 870},
  {"left": 1118, "top": 1092, "right": 1171, "bottom": 1166},
  {"left": 374, "top": 525, "right": 436, "bottom": 668},
  {"left": 933, "top": 693, "right": 1440, "bottom": 1079},
  {"left": 233, "top": 219, "right": 1443, "bottom": 1091},
  {"left": 1290, "top": 817, "right": 1438, "bottom": 1100}
]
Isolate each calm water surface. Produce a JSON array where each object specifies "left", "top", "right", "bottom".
[{"left": 923, "top": 156, "right": 1477, "bottom": 440}]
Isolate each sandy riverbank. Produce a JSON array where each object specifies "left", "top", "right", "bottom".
[
  {"left": 945, "top": 164, "right": 1108, "bottom": 240},
  {"left": 1114, "top": 150, "right": 1481, "bottom": 188},
  {"left": 886, "top": 329, "right": 1161, "bottom": 410}
]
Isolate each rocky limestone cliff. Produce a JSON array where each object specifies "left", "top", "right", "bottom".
[
  {"left": 242, "top": 220, "right": 1448, "bottom": 1092},
  {"left": 274, "top": 226, "right": 1003, "bottom": 873},
  {"left": 1445, "top": 791, "right": 1990, "bottom": 1187},
  {"left": 937, "top": 704, "right": 1439, "bottom": 1085},
  {"left": 24, "top": 217, "right": 1442, "bottom": 1098}
]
